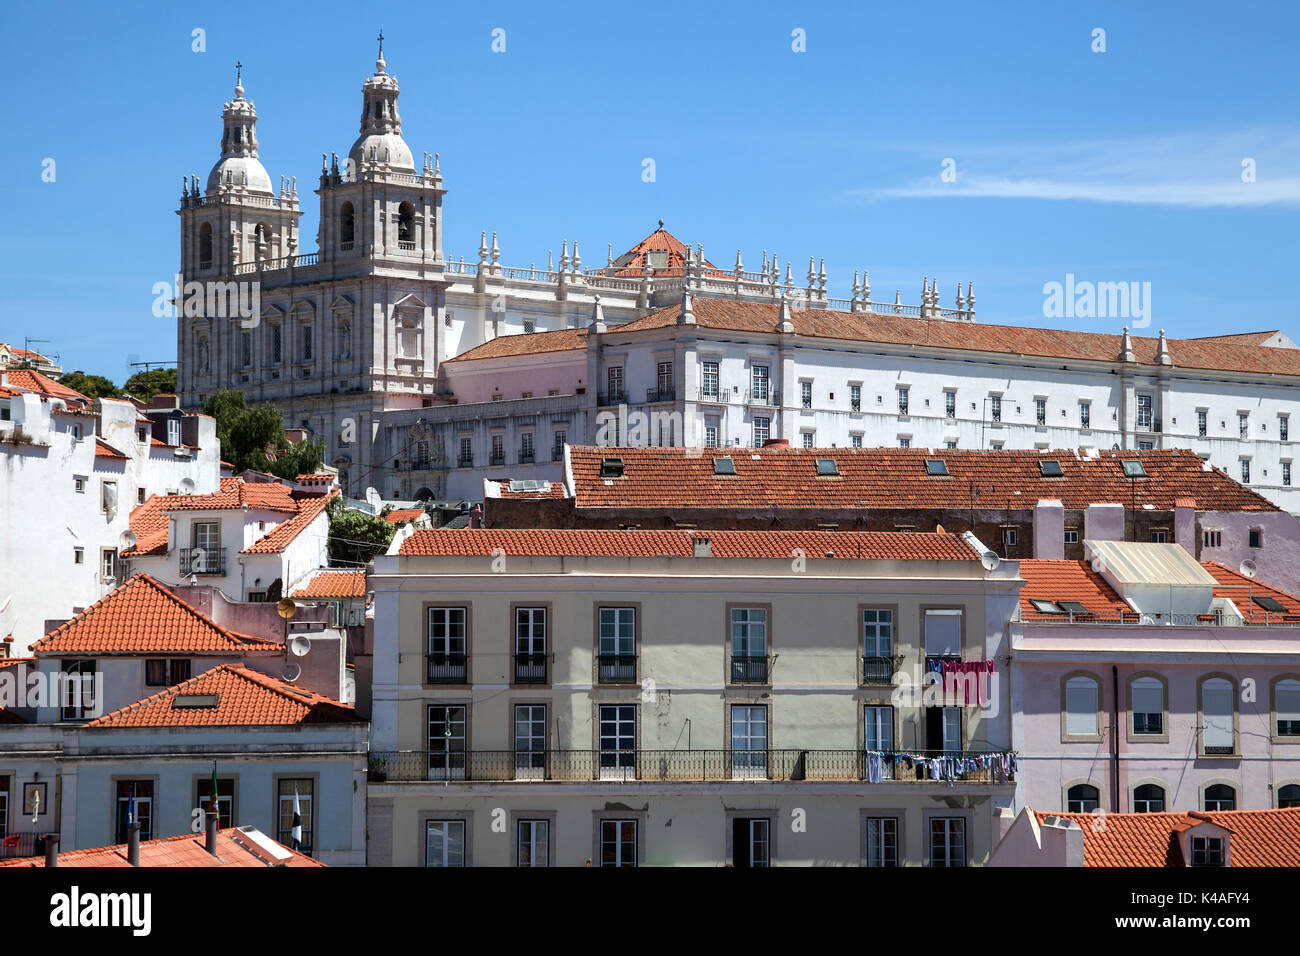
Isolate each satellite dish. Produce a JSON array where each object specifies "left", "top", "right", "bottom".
[
  {"left": 276, "top": 598, "right": 298, "bottom": 620},
  {"left": 1240, "top": 559, "right": 1258, "bottom": 579},
  {"left": 281, "top": 662, "right": 302, "bottom": 682},
  {"left": 981, "top": 551, "right": 1001, "bottom": 571},
  {"left": 119, "top": 530, "right": 137, "bottom": 550},
  {"left": 179, "top": 477, "right": 196, "bottom": 494},
  {"left": 288, "top": 635, "right": 311, "bottom": 657}
]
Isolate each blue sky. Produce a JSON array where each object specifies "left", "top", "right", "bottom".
[{"left": 1, "top": 0, "right": 1297, "bottom": 379}]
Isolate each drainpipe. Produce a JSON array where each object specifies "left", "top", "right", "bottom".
[
  {"left": 44, "top": 833, "right": 59, "bottom": 868},
  {"left": 1111, "top": 665, "right": 1120, "bottom": 813},
  {"left": 205, "top": 810, "right": 220, "bottom": 858},
  {"left": 127, "top": 821, "right": 141, "bottom": 867}
]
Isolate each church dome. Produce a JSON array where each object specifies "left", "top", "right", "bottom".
[
  {"left": 206, "top": 70, "right": 275, "bottom": 196},
  {"left": 207, "top": 155, "right": 274, "bottom": 194},
  {"left": 346, "top": 42, "right": 416, "bottom": 174}
]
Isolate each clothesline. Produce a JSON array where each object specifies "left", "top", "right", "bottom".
[{"left": 863, "top": 750, "right": 1017, "bottom": 785}]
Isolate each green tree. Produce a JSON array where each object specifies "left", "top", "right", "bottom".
[
  {"left": 60, "top": 371, "right": 119, "bottom": 400},
  {"left": 123, "top": 367, "right": 178, "bottom": 402},
  {"left": 201, "top": 389, "right": 324, "bottom": 478},
  {"left": 325, "top": 498, "right": 395, "bottom": 565}
]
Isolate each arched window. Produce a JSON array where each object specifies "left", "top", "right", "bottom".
[
  {"left": 340, "top": 202, "right": 355, "bottom": 246},
  {"left": 1279, "top": 784, "right": 1300, "bottom": 809},
  {"left": 1204, "top": 784, "right": 1236, "bottom": 811},
  {"left": 1201, "top": 677, "right": 1236, "bottom": 755},
  {"left": 199, "top": 222, "right": 213, "bottom": 268},
  {"left": 1067, "top": 784, "right": 1099, "bottom": 813},
  {"left": 1133, "top": 784, "right": 1165, "bottom": 813},
  {"left": 1064, "top": 674, "right": 1100, "bottom": 737},
  {"left": 1275, "top": 678, "right": 1300, "bottom": 738},
  {"left": 398, "top": 202, "right": 416, "bottom": 247}
]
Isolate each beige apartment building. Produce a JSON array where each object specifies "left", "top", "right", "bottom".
[{"left": 367, "top": 525, "right": 1021, "bottom": 866}]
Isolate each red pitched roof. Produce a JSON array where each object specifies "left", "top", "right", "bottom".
[
  {"left": 611, "top": 297, "right": 1300, "bottom": 377},
  {"left": 399, "top": 528, "right": 978, "bottom": 561},
  {"left": 488, "top": 479, "right": 567, "bottom": 499},
  {"left": 2, "top": 369, "right": 90, "bottom": 406},
  {"left": 443, "top": 327, "right": 587, "bottom": 363},
  {"left": 93, "top": 437, "right": 128, "bottom": 459},
  {"left": 1017, "top": 560, "right": 1132, "bottom": 620},
  {"left": 383, "top": 507, "right": 426, "bottom": 524},
  {"left": 604, "top": 226, "right": 727, "bottom": 277},
  {"left": 122, "top": 495, "right": 169, "bottom": 557},
  {"left": 85, "top": 662, "right": 356, "bottom": 728},
  {"left": 290, "top": 569, "right": 367, "bottom": 599},
  {"left": 565, "top": 446, "right": 1277, "bottom": 513},
  {"left": 30, "top": 574, "right": 283, "bottom": 656},
  {"left": 162, "top": 477, "right": 298, "bottom": 513},
  {"left": 241, "top": 490, "right": 335, "bottom": 554},
  {"left": 1203, "top": 562, "right": 1300, "bottom": 622},
  {"left": 1037, "top": 808, "right": 1300, "bottom": 867},
  {"left": 0, "top": 827, "right": 323, "bottom": 868}
]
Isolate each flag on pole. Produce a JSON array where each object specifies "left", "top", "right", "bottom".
[
  {"left": 291, "top": 788, "right": 303, "bottom": 849},
  {"left": 210, "top": 762, "right": 220, "bottom": 822}
]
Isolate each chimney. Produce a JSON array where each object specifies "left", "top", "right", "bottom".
[
  {"left": 127, "top": 821, "right": 141, "bottom": 866},
  {"left": 692, "top": 535, "right": 712, "bottom": 558},
  {"left": 44, "top": 833, "right": 59, "bottom": 868},
  {"left": 205, "top": 810, "right": 220, "bottom": 858},
  {"left": 1033, "top": 499, "right": 1065, "bottom": 559}
]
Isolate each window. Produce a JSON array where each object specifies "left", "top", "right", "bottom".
[
  {"left": 136, "top": 487, "right": 146, "bottom": 505},
  {"left": 925, "top": 706, "right": 962, "bottom": 752},
  {"left": 61, "top": 659, "right": 96, "bottom": 721},
  {"left": 929, "top": 817, "right": 965, "bottom": 868},
  {"left": 801, "top": 432, "right": 814, "bottom": 448},
  {"left": 195, "top": 777, "right": 235, "bottom": 828},
  {"left": 167, "top": 418, "right": 181, "bottom": 447},
  {"left": 945, "top": 391, "right": 956, "bottom": 419},
  {"left": 598, "top": 704, "right": 636, "bottom": 778},
  {"left": 1282, "top": 415, "right": 1290, "bottom": 441},
  {"left": 302, "top": 326, "right": 313, "bottom": 361},
  {"left": 517, "top": 820, "right": 549, "bottom": 867},
  {"left": 1065, "top": 675, "right": 1100, "bottom": 737},
  {"left": 945, "top": 440, "right": 957, "bottom": 449},
  {"left": 1191, "top": 835, "right": 1225, "bottom": 867},
  {"left": 704, "top": 425, "right": 719, "bottom": 448},
  {"left": 607, "top": 366, "right": 624, "bottom": 402},
  {"left": 490, "top": 434, "right": 504, "bottom": 464},
  {"left": 731, "top": 704, "right": 768, "bottom": 777},
  {"left": 458, "top": 436, "right": 472, "bottom": 467},
  {"left": 863, "top": 817, "right": 898, "bottom": 867},
  {"left": 1064, "top": 530, "right": 1080, "bottom": 545},
  {"left": 597, "top": 607, "right": 636, "bottom": 682},
  {"left": 552, "top": 431, "right": 566, "bottom": 456},
  {"left": 1067, "top": 784, "right": 1100, "bottom": 813},
  {"left": 989, "top": 395, "right": 1002, "bottom": 423},
  {"left": 145, "top": 658, "right": 191, "bottom": 687},
  {"left": 1149, "top": 529, "right": 1167, "bottom": 543},
  {"left": 657, "top": 361, "right": 673, "bottom": 397},
  {"left": 522, "top": 318, "right": 536, "bottom": 335},
  {"left": 898, "top": 437, "right": 910, "bottom": 448},
  {"left": 193, "top": 521, "right": 219, "bottom": 553},
  {"left": 1002, "top": 528, "right": 1018, "bottom": 547},
  {"left": 1204, "top": 784, "right": 1236, "bottom": 811},
  {"left": 1285, "top": 462, "right": 1293, "bottom": 487},
  {"left": 752, "top": 417, "right": 770, "bottom": 447},
  {"left": 599, "top": 819, "right": 637, "bottom": 867},
  {"left": 863, "top": 608, "right": 893, "bottom": 658},
  {"left": 801, "top": 381, "right": 812, "bottom": 409},
  {"left": 730, "top": 608, "right": 768, "bottom": 683},
  {"left": 426, "top": 820, "right": 466, "bottom": 867},
  {"left": 1201, "top": 678, "right": 1235, "bottom": 754},
  {"left": 1241, "top": 459, "right": 1251, "bottom": 483},
  {"left": 339, "top": 202, "right": 355, "bottom": 245},
  {"left": 850, "top": 384, "right": 861, "bottom": 412},
  {"left": 515, "top": 607, "right": 546, "bottom": 683},
  {"left": 1279, "top": 784, "right": 1300, "bottom": 809},
  {"left": 1136, "top": 394, "right": 1153, "bottom": 430},
  {"left": 751, "top": 366, "right": 769, "bottom": 402},
  {"left": 926, "top": 459, "right": 949, "bottom": 476},
  {"left": 514, "top": 704, "right": 547, "bottom": 778},
  {"left": 427, "top": 705, "right": 467, "bottom": 780},
  {"left": 101, "top": 548, "right": 117, "bottom": 581},
  {"left": 269, "top": 324, "right": 282, "bottom": 365},
  {"left": 426, "top": 607, "right": 467, "bottom": 683},
  {"left": 1239, "top": 413, "right": 1249, "bottom": 439},
  {"left": 923, "top": 608, "right": 962, "bottom": 657},
  {"left": 1249, "top": 529, "right": 1263, "bottom": 549},
  {"left": 1035, "top": 399, "right": 1046, "bottom": 425},
  {"left": 1080, "top": 402, "right": 1091, "bottom": 429},
  {"left": 1121, "top": 459, "right": 1148, "bottom": 478},
  {"left": 1197, "top": 410, "right": 1208, "bottom": 436},
  {"left": 115, "top": 780, "right": 153, "bottom": 843},
  {"left": 701, "top": 361, "right": 719, "bottom": 399},
  {"left": 897, "top": 387, "right": 909, "bottom": 415},
  {"left": 1275, "top": 679, "right": 1300, "bottom": 737},
  {"left": 240, "top": 331, "right": 252, "bottom": 368},
  {"left": 1133, "top": 783, "right": 1165, "bottom": 813},
  {"left": 1137, "top": 440, "right": 1154, "bottom": 451},
  {"left": 1203, "top": 530, "right": 1222, "bottom": 548},
  {"left": 732, "top": 818, "right": 770, "bottom": 868},
  {"left": 74, "top": 475, "right": 86, "bottom": 494},
  {"left": 1131, "top": 677, "right": 1164, "bottom": 735},
  {"left": 520, "top": 433, "right": 534, "bottom": 462},
  {"left": 73, "top": 547, "right": 84, "bottom": 565},
  {"left": 850, "top": 434, "right": 862, "bottom": 448},
  {"left": 864, "top": 705, "right": 894, "bottom": 751},
  {"left": 101, "top": 480, "right": 117, "bottom": 515}
]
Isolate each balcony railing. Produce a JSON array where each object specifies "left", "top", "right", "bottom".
[
  {"left": 179, "top": 547, "right": 226, "bottom": 576},
  {"left": 730, "top": 655, "right": 769, "bottom": 684},
  {"left": 597, "top": 654, "right": 637, "bottom": 683},
  {"left": 518, "top": 448, "right": 535, "bottom": 464},
  {"left": 489, "top": 452, "right": 506, "bottom": 466},
  {"left": 597, "top": 391, "right": 626, "bottom": 407},
  {"left": 513, "top": 653, "right": 547, "bottom": 684},
  {"left": 551, "top": 446, "right": 565, "bottom": 462},
  {"left": 426, "top": 653, "right": 468, "bottom": 684},
  {"left": 862, "top": 656, "right": 897, "bottom": 685},
  {"left": 645, "top": 388, "right": 676, "bottom": 404},
  {"left": 366, "top": 749, "right": 1018, "bottom": 784},
  {"left": 457, "top": 454, "right": 474, "bottom": 468}
]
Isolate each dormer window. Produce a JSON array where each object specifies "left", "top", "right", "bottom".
[
  {"left": 600, "top": 457, "right": 624, "bottom": 478},
  {"left": 1190, "top": 835, "right": 1225, "bottom": 867}
]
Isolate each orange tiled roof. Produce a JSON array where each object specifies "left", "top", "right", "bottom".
[
  {"left": 565, "top": 446, "right": 1276, "bottom": 513},
  {"left": 443, "top": 327, "right": 587, "bottom": 363},
  {"left": 0, "top": 344, "right": 52, "bottom": 363},
  {"left": 2, "top": 369, "right": 90, "bottom": 406},
  {"left": 93, "top": 437, "right": 128, "bottom": 459},
  {"left": 603, "top": 226, "right": 727, "bottom": 278},
  {"left": 1203, "top": 562, "right": 1300, "bottom": 622},
  {"left": 489, "top": 478, "right": 567, "bottom": 499},
  {"left": 0, "top": 828, "right": 323, "bottom": 868},
  {"left": 241, "top": 490, "right": 335, "bottom": 554},
  {"left": 1017, "top": 560, "right": 1132, "bottom": 620},
  {"left": 1037, "top": 808, "right": 1300, "bottom": 867},
  {"left": 85, "top": 662, "right": 356, "bottom": 728},
  {"left": 123, "top": 495, "right": 169, "bottom": 557},
  {"left": 30, "top": 574, "right": 283, "bottom": 656},
  {"left": 383, "top": 507, "right": 426, "bottom": 523},
  {"left": 162, "top": 477, "right": 298, "bottom": 513},
  {"left": 399, "top": 528, "right": 978, "bottom": 561},
  {"left": 290, "top": 569, "right": 367, "bottom": 599},
  {"left": 610, "top": 297, "right": 1300, "bottom": 377}
]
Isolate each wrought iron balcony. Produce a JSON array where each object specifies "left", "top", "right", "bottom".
[
  {"left": 518, "top": 448, "right": 535, "bottom": 464},
  {"left": 180, "top": 548, "right": 226, "bottom": 576},
  {"left": 597, "top": 654, "right": 637, "bottom": 683},
  {"left": 551, "top": 445, "right": 565, "bottom": 462},
  {"left": 646, "top": 387, "right": 676, "bottom": 404},
  {"left": 513, "top": 653, "right": 547, "bottom": 684},
  {"left": 458, "top": 454, "right": 474, "bottom": 468},
  {"left": 862, "top": 656, "right": 897, "bottom": 685},
  {"left": 489, "top": 452, "right": 506, "bottom": 466},
  {"left": 597, "top": 390, "right": 626, "bottom": 407},
  {"left": 730, "top": 655, "right": 769, "bottom": 684},
  {"left": 426, "top": 652, "right": 468, "bottom": 684}
]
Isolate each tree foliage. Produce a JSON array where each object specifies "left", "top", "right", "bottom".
[
  {"left": 60, "top": 371, "right": 120, "bottom": 400},
  {"left": 200, "top": 389, "right": 324, "bottom": 478},
  {"left": 325, "top": 498, "right": 395, "bottom": 565},
  {"left": 123, "top": 367, "right": 178, "bottom": 402}
]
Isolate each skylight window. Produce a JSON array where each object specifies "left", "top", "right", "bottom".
[
  {"left": 1039, "top": 460, "right": 1063, "bottom": 477},
  {"left": 713, "top": 457, "right": 736, "bottom": 475},
  {"left": 1121, "top": 460, "right": 1148, "bottom": 478},
  {"left": 1253, "top": 595, "right": 1287, "bottom": 613},
  {"left": 600, "top": 457, "right": 624, "bottom": 478},
  {"left": 1029, "top": 599, "right": 1065, "bottom": 614},
  {"left": 815, "top": 458, "right": 839, "bottom": 476},
  {"left": 1058, "top": 600, "right": 1091, "bottom": 616},
  {"left": 925, "top": 459, "right": 949, "bottom": 476},
  {"left": 172, "top": 694, "right": 219, "bottom": 709}
]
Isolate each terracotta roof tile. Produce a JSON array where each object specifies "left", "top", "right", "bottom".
[
  {"left": 399, "top": 528, "right": 978, "bottom": 561},
  {"left": 93, "top": 437, "right": 128, "bottom": 459},
  {"left": 488, "top": 478, "right": 567, "bottom": 499},
  {"left": 1203, "top": 562, "right": 1300, "bottom": 622},
  {"left": 383, "top": 508, "right": 426, "bottom": 523},
  {"left": 1037, "top": 808, "right": 1300, "bottom": 867},
  {"left": 1018, "top": 560, "right": 1132, "bottom": 620},
  {"left": 602, "top": 226, "right": 727, "bottom": 278},
  {"left": 290, "top": 569, "right": 367, "bottom": 599},
  {"left": 85, "top": 662, "right": 356, "bottom": 728},
  {"left": 0, "top": 827, "right": 323, "bottom": 867},
  {"left": 31, "top": 574, "right": 283, "bottom": 656},
  {"left": 162, "top": 477, "right": 298, "bottom": 513},
  {"left": 443, "top": 327, "right": 587, "bottom": 363},
  {"left": 2, "top": 369, "right": 91, "bottom": 406},
  {"left": 565, "top": 446, "right": 1276, "bottom": 513},
  {"left": 241, "top": 490, "right": 335, "bottom": 554},
  {"left": 123, "top": 495, "right": 169, "bottom": 556}
]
